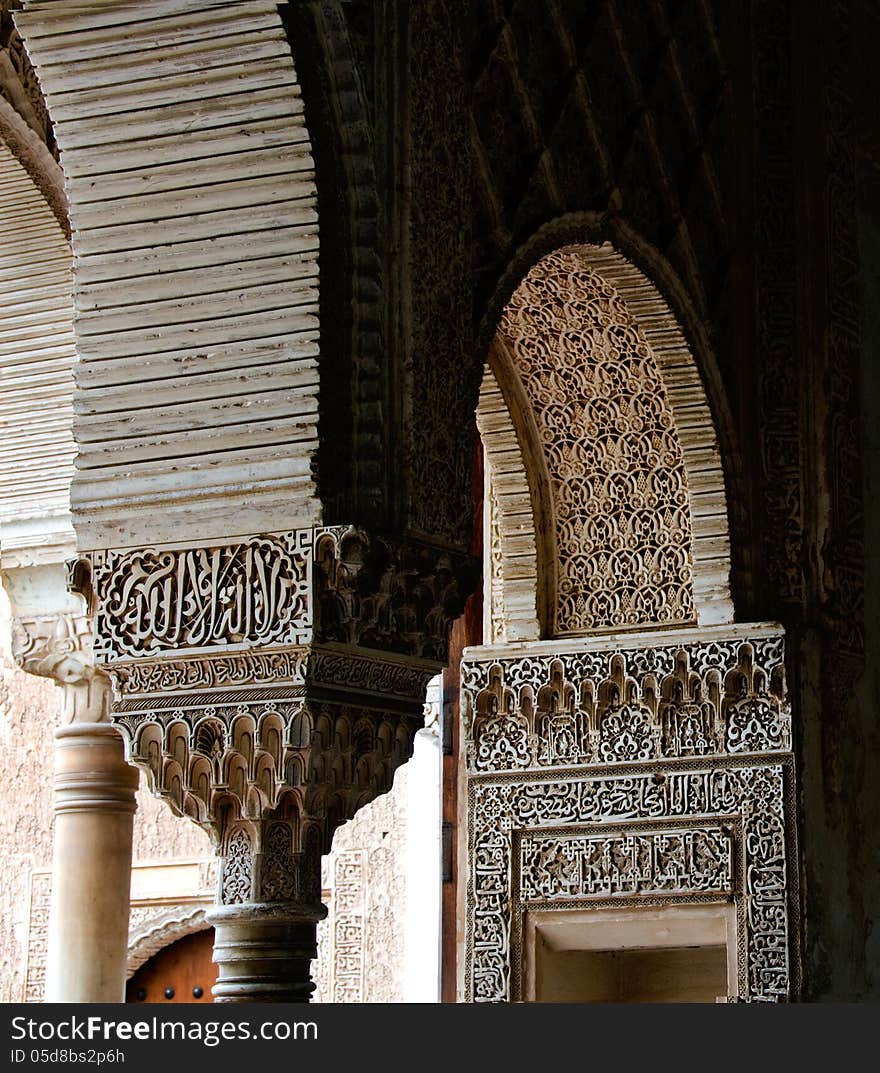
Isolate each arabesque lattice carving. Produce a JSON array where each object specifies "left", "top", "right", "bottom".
[
  {"left": 462, "top": 623, "right": 800, "bottom": 1003},
  {"left": 497, "top": 247, "right": 696, "bottom": 635}
]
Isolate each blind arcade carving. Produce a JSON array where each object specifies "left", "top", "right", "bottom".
[{"left": 462, "top": 624, "right": 800, "bottom": 1003}]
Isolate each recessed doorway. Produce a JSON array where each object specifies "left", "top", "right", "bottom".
[
  {"left": 126, "top": 928, "right": 217, "bottom": 1004},
  {"left": 524, "top": 904, "right": 737, "bottom": 1003}
]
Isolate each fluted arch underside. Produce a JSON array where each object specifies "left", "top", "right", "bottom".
[
  {"left": 0, "top": 132, "right": 76, "bottom": 566},
  {"left": 485, "top": 242, "right": 733, "bottom": 639},
  {"left": 16, "top": 0, "right": 322, "bottom": 552}
]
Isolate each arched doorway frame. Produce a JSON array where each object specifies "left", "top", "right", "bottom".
[{"left": 459, "top": 215, "right": 800, "bottom": 1004}]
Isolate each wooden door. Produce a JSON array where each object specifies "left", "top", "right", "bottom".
[{"left": 126, "top": 928, "right": 217, "bottom": 1003}]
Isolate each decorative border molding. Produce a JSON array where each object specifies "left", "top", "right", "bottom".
[
  {"left": 126, "top": 904, "right": 211, "bottom": 978},
  {"left": 329, "top": 850, "right": 365, "bottom": 1003},
  {"left": 466, "top": 757, "right": 798, "bottom": 1003}
]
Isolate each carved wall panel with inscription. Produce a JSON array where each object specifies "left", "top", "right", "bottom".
[
  {"left": 462, "top": 623, "right": 800, "bottom": 1003},
  {"left": 75, "top": 522, "right": 452, "bottom": 977}
]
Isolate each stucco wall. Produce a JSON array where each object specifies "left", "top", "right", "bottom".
[{"left": 0, "top": 587, "right": 56, "bottom": 1002}]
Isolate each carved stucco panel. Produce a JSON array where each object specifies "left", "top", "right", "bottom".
[
  {"left": 464, "top": 631, "right": 789, "bottom": 774},
  {"left": 497, "top": 248, "right": 696, "bottom": 636},
  {"left": 467, "top": 761, "right": 797, "bottom": 1003},
  {"left": 462, "top": 625, "right": 799, "bottom": 1003}
]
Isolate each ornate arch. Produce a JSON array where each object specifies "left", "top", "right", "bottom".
[
  {"left": 482, "top": 237, "right": 734, "bottom": 639},
  {"left": 477, "top": 365, "right": 542, "bottom": 642},
  {"left": 281, "top": 0, "right": 386, "bottom": 526},
  {"left": 126, "top": 905, "right": 211, "bottom": 978},
  {"left": 16, "top": 0, "right": 324, "bottom": 552}
]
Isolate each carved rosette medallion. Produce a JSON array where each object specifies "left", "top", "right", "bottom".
[{"left": 462, "top": 623, "right": 800, "bottom": 1003}]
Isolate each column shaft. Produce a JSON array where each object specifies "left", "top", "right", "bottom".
[{"left": 46, "top": 723, "right": 138, "bottom": 1003}]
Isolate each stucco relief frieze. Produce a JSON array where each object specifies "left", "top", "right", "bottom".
[
  {"left": 464, "top": 633, "right": 789, "bottom": 773},
  {"left": 79, "top": 526, "right": 474, "bottom": 670},
  {"left": 110, "top": 650, "right": 309, "bottom": 696},
  {"left": 519, "top": 824, "right": 734, "bottom": 901},
  {"left": 462, "top": 624, "right": 799, "bottom": 1003},
  {"left": 90, "top": 532, "right": 314, "bottom": 662}
]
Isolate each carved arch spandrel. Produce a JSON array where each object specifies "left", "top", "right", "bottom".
[{"left": 484, "top": 241, "right": 734, "bottom": 640}]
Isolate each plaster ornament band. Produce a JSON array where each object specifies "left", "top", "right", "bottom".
[
  {"left": 90, "top": 531, "right": 314, "bottom": 661},
  {"left": 463, "top": 626, "right": 790, "bottom": 773},
  {"left": 520, "top": 824, "right": 734, "bottom": 901},
  {"left": 461, "top": 622, "right": 801, "bottom": 1003},
  {"left": 76, "top": 525, "right": 474, "bottom": 669}
]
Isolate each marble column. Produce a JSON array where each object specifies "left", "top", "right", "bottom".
[
  {"left": 208, "top": 903, "right": 326, "bottom": 1003},
  {"left": 6, "top": 572, "right": 139, "bottom": 1003},
  {"left": 46, "top": 721, "right": 138, "bottom": 1002}
]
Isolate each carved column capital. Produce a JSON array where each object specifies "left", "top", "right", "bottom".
[
  {"left": 12, "top": 610, "right": 91, "bottom": 682},
  {"left": 73, "top": 524, "right": 473, "bottom": 1001},
  {"left": 73, "top": 526, "right": 473, "bottom": 808},
  {"left": 11, "top": 612, "right": 110, "bottom": 724},
  {"left": 2, "top": 558, "right": 110, "bottom": 723}
]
